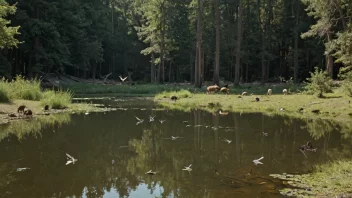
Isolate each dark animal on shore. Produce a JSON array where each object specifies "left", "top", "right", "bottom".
[
  {"left": 220, "top": 87, "right": 229, "bottom": 94},
  {"left": 17, "top": 105, "right": 26, "bottom": 114},
  {"left": 170, "top": 95, "right": 178, "bottom": 101},
  {"left": 206, "top": 85, "right": 220, "bottom": 94},
  {"left": 300, "top": 141, "right": 317, "bottom": 152},
  {"left": 255, "top": 97, "right": 260, "bottom": 102},
  {"left": 8, "top": 113, "right": 17, "bottom": 118},
  {"left": 24, "top": 109, "right": 33, "bottom": 116},
  {"left": 44, "top": 105, "right": 49, "bottom": 111}
]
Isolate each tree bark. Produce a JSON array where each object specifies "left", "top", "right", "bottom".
[
  {"left": 151, "top": 53, "right": 155, "bottom": 83},
  {"left": 293, "top": 0, "right": 299, "bottom": 84},
  {"left": 234, "top": 0, "right": 242, "bottom": 85},
  {"left": 326, "top": 32, "right": 333, "bottom": 78},
  {"left": 214, "top": 0, "right": 220, "bottom": 85},
  {"left": 195, "top": 0, "right": 202, "bottom": 88}
]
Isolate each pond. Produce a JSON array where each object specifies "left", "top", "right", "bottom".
[{"left": 0, "top": 98, "right": 351, "bottom": 198}]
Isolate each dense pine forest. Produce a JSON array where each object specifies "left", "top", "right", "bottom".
[{"left": 1, "top": 0, "right": 352, "bottom": 85}]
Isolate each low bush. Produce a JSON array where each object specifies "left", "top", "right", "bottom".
[{"left": 40, "top": 90, "right": 72, "bottom": 109}]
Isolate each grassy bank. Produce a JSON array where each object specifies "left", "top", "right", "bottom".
[
  {"left": 270, "top": 160, "right": 352, "bottom": 197},
  {"left": 0, "top": 76, "right": 107, "bottom": 124},
  {"left": 0, "top": 76, "right": 72, "bottom": 109},
  {"left": 154, "top": 88, "right": 352, "bottom": 123},
  {"left": 61, "top": 81, "right": 301, "bottom": 96}
]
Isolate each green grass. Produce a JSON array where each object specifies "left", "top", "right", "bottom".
[
  {"left": 154, "top": 90, "right": 192, "bottom": 100},
  {"left": 0, "top": 76, "right": 73, "bottom": 109},
  {"left": 40, "top": 90, "right": 73, "bottom": 109},
  {"left": 61, "top": 83, "right": 198, "bottom": 95},
  {"left": 61, "top": 81, "right": 304, "bottom": 96},
  {"left": 154, "top": 87, "right": 352, "bottom": 123},
  {"left": 270, "top": 160, "right": 352, "bottom": 197}
]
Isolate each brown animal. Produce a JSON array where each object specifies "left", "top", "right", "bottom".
[
  {"left": 44, "top": 105, "right": 49, "bottom": 111},
  {"left": 17, "top": 105, "right": 26, "bottom": 114},
  {"left": 170, "top": 95, "right": 178, "bottom": 102},
  {"left": 220, "top": 87, "right": 229, "bottom": 94},
  {"left": 206, "top": 85, "right": 220, "bottom": 94},
  {"left": 241, "top": 92, "right": 248, "bottom": 96},
  {"left": 24, "top": 109, "right": 33, "bottom": 116}
]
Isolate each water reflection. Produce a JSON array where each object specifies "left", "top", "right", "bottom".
[{"left": 0, "top": 103, "right": 351, "bottom": 197}]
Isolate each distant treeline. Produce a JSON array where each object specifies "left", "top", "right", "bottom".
[{"left": 0, "top": 0, "right": 351, "bottom": 84}]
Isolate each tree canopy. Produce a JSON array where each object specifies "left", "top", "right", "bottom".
[{"left": 0, "top": 0, "right": 352, "bottom": 84}]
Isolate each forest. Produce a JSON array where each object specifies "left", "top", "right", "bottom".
[{"left": 0, "top": 0, "right": 352, "bottom": 86}]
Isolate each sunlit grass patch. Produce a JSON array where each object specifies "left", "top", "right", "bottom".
[
  {"left": 40, "top": 90, "right": 72, "bottom": 109},
  {"left": 9, "top": 75, "right": 42, "bottom": 100},
  {"left": 271, "top": 160, "right": 352, "bottom": 197},
  {"left": 0, "top": 82, "right": 10, "bottom": 102},
  {"left": 154, "top": 89, "right": 192, "bottom": 100}
]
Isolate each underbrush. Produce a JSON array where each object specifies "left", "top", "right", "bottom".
[
  {"left": 0, "top": 75, "right": 73, "bottom": 108},
  {"left": 40, "top": 90, "right": 72, "bottom": 109},
  {"left": 154, "top": 90, "right": 192, "bottom": 100},
  {"left": 62, "top": 83, "right": 197, "bottom": 95},
  {"left": 271, "top": 160, "right": 352, "bottom": 197}
]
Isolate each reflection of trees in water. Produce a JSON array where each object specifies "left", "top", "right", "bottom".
[
  {"left": 302, "top": 119, "right": 337, "bottom": 140},
  {"left": 0, "top": 113, "right": 71, "bottom": 141},
  {"left": 1, "top": 110, "right": 352, "bottom": 197}
]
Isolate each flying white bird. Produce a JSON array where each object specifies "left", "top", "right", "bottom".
[
  {"left": 66, "top": 153, "right": 78, "bottom": 165},
  {"left": 222, "top": 138, "right": 232, "bottom": 144},
  {"left": 17, "top": 168, "right": 30, "bottom": 172},
  {"left": 182, "top": 164, "right": 192, "bottom": 171},
  {"left": 135, "top": 116, "right": 144, "bottom": 122},
  {"left": 119, "top": 75, "right": 128, "bottom": 82},
  {"left": 159, "top": 120, "right": 166, "bottom": 124},
  {"left": 253, "top": 156, "right": 264, "bottom": 165},
  {"left": 145, "top": 170, "right": 157, "bottom": 175},
  {"left": 262, "top": 132, "right": 268, "bottom": 136},
  {"left": 149, "top": 115, "right": 155, "bottom": 122}
]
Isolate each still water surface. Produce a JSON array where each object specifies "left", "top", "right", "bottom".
[{"left": 0, "top": 98, "right": 351, "bottom": 198}]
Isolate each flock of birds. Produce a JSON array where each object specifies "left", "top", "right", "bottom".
[
  {"left": 15, "top": 108, "right": 317, "bottom": 177},
  {"left": 132, "top": 113, "right": 317, "bottom": 175},
  {"left": 131, "top": 114, "right": 273, "bottom": 175}
]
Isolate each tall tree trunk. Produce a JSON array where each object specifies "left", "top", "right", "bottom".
[
  {"left": 195, "top": 0, "right": 202, "bottom": 88},
  {"left": 214, "top": 0, "right": 220, "bottom": 85},
  {"left": 151, "top": 53, "right": 155, "bottom": 83},
  {"left": 234, "top": 0, "right": 242, "bottom": 85},
  {"left": 326, "top": 33, "right": 333, "bottom": 78},
  {"left": 160, "top": 2, "right": 166, "bottom": 83},
  {"left": 293, "top": 0, "right": 299, "bottom": 83}
]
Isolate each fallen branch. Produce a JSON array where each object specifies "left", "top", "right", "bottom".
[{"left": 104, "top": 72, "right": 113, "bottom": 83}]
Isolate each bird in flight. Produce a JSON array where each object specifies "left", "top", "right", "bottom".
[
  {"left": 159, "top": 120, "right": 166, "bottom": 124},
  {"left": 119, "top": 75, "right": 128, "bottom": 82},
  {"left": 145, "top": 170, "right": 158, "bottom": 175},
  {"left": 253, "top": 156, "right": 264, "bottom": 165},
  {"left": 182, "top": 164, "right": 192, "bottom": 171},
  {"left": 222, "top": 138, "right": 232, "bottom": 144},
  {"left": 149, "top": 115, "right": 155, "bottom": 122},
  {"left": 66, "top": 153, "right": 78, "bottom": 165}
]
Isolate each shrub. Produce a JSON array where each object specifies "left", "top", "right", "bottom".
[
  {"left": 10, "top": 75, "right": 42, "bottom": 100},
  {"left": 40, "top": 90, "right": 72, "bottom": 109},
  {"left": 154, "top": 90, "right": 192, "bottom": 100},
  {"left": 341, "top": 71, "right": 352, "bottom": 97},
  {"left": 0, "top": 82, "right": 10, "bottom": 102},
  {"left": 304, "top": 67, "right": 333, "bottom": 98}
]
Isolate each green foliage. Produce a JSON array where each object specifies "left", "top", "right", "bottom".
[
  {"left": 271, "top": 160, "right": 352, "bottom": 197},
  {"left": 40, "top": 90, "right": 72, "bottom": 109},
  {"left": 342, "top": 72, "right": 352, "bottom": 97},
  {"left": 304, "top": 67, "right": 333, "bottom": 97},
  {"left": 154, "top": 90, "right": 192, "bottom": 100},
  {"left": 0, "top": 80, "right": 10, "bottom": 102},
  {"left": 0, "top": 0, "right": 20, "bottom": 48},
  {"left": 0, "top": 75, "right": 41, "bottom": 101},
  {"left": 9, "top": 75, "right": 42, "bottom": 100}
]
